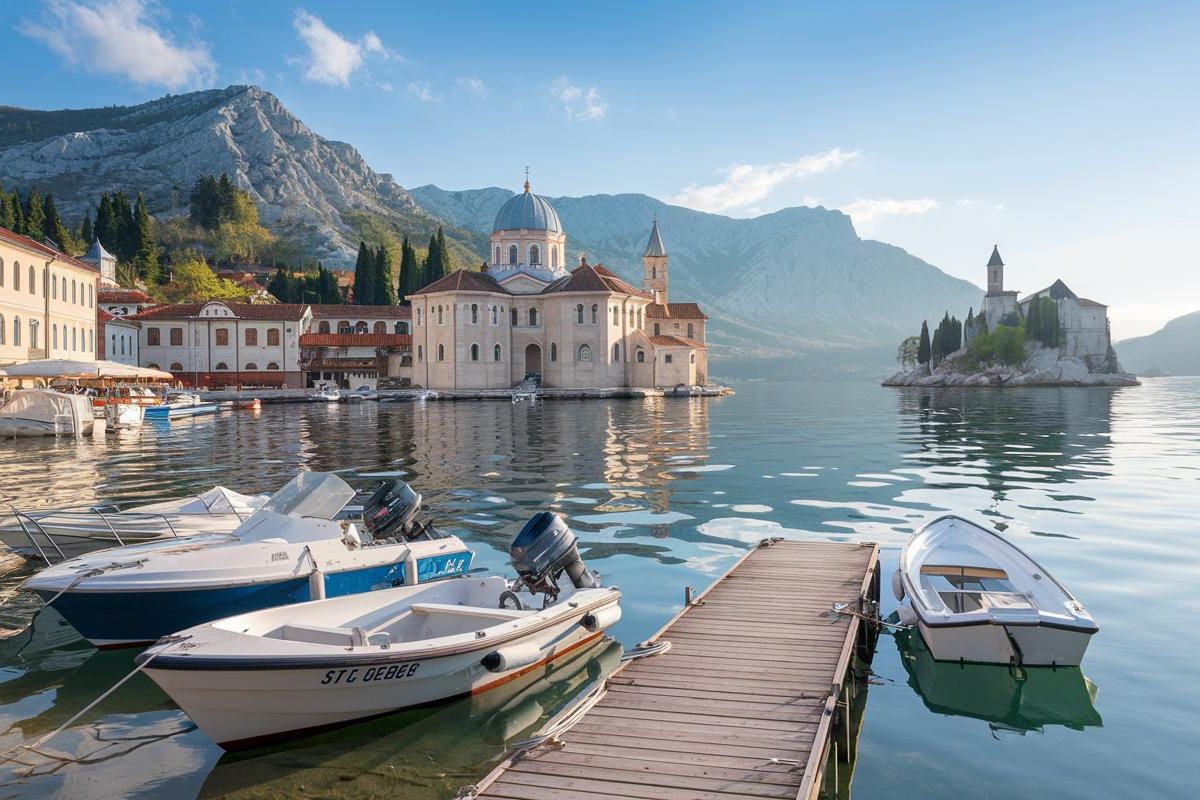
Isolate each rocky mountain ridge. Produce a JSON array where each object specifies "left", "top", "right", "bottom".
[{"left": 1116, "top": 311, "right": 1200, "bottom": 375}]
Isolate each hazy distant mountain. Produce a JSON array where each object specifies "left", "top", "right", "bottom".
[
  {"left": 1117, "top": 311, "right": 1200, "bottom": 375},
  {"left": 413, "top": 185, "right": 982, "bottom": 360},
  {"left": 0, "top": 86, "right": 482, "bottom": 266}
]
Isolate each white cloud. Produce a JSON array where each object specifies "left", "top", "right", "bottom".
[
  {"left": 668, "top": 149, "right": 859, "bottom": 214},
  {"left": 458, "top": 76, "right": 487, "bottom": 97},
  {"left": 407, "top": 81, "right": 440, "bottom": 103},
  {"left": 839, "top": 197, "right": 939, "bottom": 229},
  {"left": 19, "top": 0, "right": 216, "bottom": 90},
  {"left": 292, "top": 10, "right": 391, "bottom": 86},
  {"left": 551, "top": 77, "right": 606, "bottom": 121}
]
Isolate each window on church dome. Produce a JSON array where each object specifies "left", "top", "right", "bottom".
[
  {"left": 578, "top": 344, "right": 591, "bottom": 361},
  {"left": 591, "top": 304, "right": 598, "bottom": 324},
  {"left": 576, "top": 304, "right": 584, "bottom": 324},
  {"left": 491, "top": 306, "right": 498, "bottom": 325},
  {"left": 495, "top": 246, "right": 501, "bottom": 264},
  {"left": 530, "top": 245, "right": 540, "bottom": 266},
  {"left": 551, "top": 247, "right": 558, "bottom": 269},
  {"left": 494, "top": 343, "right": 502, "bottom": 361},
  {"left": 470, "top": 343, "right": 480, "bottom": 361},
  {"left": 508, "top": 245, "right": 518, "bottom": 265}
]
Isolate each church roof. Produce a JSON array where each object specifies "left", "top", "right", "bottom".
[
  {"left": 492, "top": 183, "right": 562, "bottom": 233},
  {"left": 644, "top": 219, "right": 667, "bottom": 257},
  {"left": 987, "top": 245, "right": 1004, "bottom": 267},
  {"left": 645, "top": 302, "right": 707, "bottom": 320},
  {"left": 541, "top": 263, "right": 651, "bottom": 297},
  {"left": 1020, "top": 279, "right": 1077, "bottom": 304},
  {"left": 134, "top": 302, "right": 310, "bottom": 321},
  {"left": 414, "top": 269, "right": 510, "bottom": 295},
  {"left": 310, "top": 304, "right": 411, "bottom": 318},
  {"left": 84, "top": 237, "right": 115, "bottom": 263},
  {"left": 649, "top": 335, "right": 705, "bottom": 349}
]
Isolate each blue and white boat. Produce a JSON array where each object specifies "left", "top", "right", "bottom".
[
  {"left": 144, "top": 392, "right": 220, "bottom": 420},
  {"left": 23, "top": 473, "right": 473, "bottom": 649}
]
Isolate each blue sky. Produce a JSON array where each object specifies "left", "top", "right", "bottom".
[{"left": 5, "top": 1, "right": 1199, "bottom": 337}]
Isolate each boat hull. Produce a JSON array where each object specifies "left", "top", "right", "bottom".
[
  {"left": 0, "top": 512, "right": 247, "bottom": 562},
  {"left": 918, "top": 618, "right": 1094, "bottom": 667},
  {"left": 145, "top": 613, "right": 609, "bottom": 749},
  {"left": 37, "top": 552, "right": 472, "bottom": 648},
  {"left": 145, "top": 403, "right": 219, "bottom": 420}
]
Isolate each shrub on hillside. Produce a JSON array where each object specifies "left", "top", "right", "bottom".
[{"left": 967, "top": 324, "right": 1026, "bottom": 367}]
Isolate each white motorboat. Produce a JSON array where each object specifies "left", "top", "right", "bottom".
[
  {"left": 0, "top": 486, "right": 270, "bottom": 563},
  {"left": 0, "top": 390, "right": 95, "bottom": 437},
  {"left": 894, "top": 515, "right": 1098, "bottom": 666},
  {"left": 23, "top": 474, "right": 473, "bottom": 649},
  {"left": 312, "top": 387, "right": 341, "bottom": 403},
  {"left": 144, "top": 392, "right": 219, "bottom": 420},
  {"left": 138, "top": 511, "right": 621, "bottom": 750},
  {"left": 103, "top": 401, "right": 145, "bottom": 429}
]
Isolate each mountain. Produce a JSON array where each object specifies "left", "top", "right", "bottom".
[
  {"left": 0, "top": 86, "right": 483, "bottom": 267},
  {"left": 413, "top": 185, "right": 982, "bottom": 364},
  {"left": 1116, "top": 311, "right": 1200, "bottom": 375}
]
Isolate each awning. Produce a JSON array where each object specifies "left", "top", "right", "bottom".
[{"left": 1, "top": 359, "right": 173, "bottom": 380}]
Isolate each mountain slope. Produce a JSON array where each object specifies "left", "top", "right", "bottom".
[
  {"left": 413, "top": 185, "right": 982, "bottom": 360},
  {"left": 1116, "top": 311, "right": 1200, "bottom": 375},
  {"left": 0, "top": 86, "right": 482, "bottom": 267}
]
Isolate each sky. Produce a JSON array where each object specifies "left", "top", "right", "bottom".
[{"left": 3, "top": 0, "right": 1199, "bottom": 338}]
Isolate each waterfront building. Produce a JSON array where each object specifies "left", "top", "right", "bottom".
[
  {"left": 301, "top": 305, "right": 412, "bottom": 388},
  {"left": 978, "top": 246, "right": 1111, "bottom": 361},
  {"left": 0, "top": 228, "right": 100, "bottom": 367},
  {"left": 410, "top": 181, "right": 708, "bottom": 390},
  {"left": 134, "top": 301, "right": 311, "bottom": 387},
  {"left": 98, "top": 310, "right": 140, "bottom": 366}
]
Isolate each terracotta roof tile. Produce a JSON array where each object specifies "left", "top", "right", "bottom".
[
  {"left": 98, "top": 288, "right": 154, "bottom": 304},
  {"left": 133, "top": 301, "right": 310, "bottom": 321},
  {"left": 414, "top": 270, "right": 510, "bottom": 295},
  {"left": 645, "top": 302, "right": 707, "bottom": 320},
  {"left": 0, "top": 227, "right": 98, "bottom": 273},
  {"left": 310, "top": 304, "right": 411, "bottom": 318},
  {"left": 649, "top": 335, "right": 705, "bottom": 348},
  {"left": 541, "top": 264, "right": 652, "bottom": 298}
]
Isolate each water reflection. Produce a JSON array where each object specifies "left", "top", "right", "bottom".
[{"left": 894, "top": 628, "right": 1102, "bottom": 735}]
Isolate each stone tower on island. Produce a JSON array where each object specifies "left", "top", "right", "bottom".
[{"left": 642, "top": 218, "right": 669, "bottom": 303}]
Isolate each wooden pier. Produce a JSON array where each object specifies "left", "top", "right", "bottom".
[{"left": 473, "top": 539, "right": 881, "bottom": 800}]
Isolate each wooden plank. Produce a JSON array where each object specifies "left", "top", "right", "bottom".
[{"left": 475, "top": 541, "right": 879, "bottom": 800}]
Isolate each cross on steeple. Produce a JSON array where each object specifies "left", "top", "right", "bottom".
[{"left": 524, "top": 166, "right": 530, "bottom": 192}]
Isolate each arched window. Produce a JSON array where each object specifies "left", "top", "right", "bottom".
[
  {"left": 215, "top": 362, "right": 228, "bottom": 370},
  {"left": 613, "top": 306, "right": 619, "bottom": 325},
  {"left": 612, "top": 343, "right": 620, "bottom": 362},
  {"left": 416, "top": 308, "right": 422, "bottom": 326},
  {"left": 245, "top": 362, "right": 258, "bottom": 370},
  {"left": 651, "top": 266, "right": 657, "bottom": 279},
  {"left": 470, "top": 343, "right": 480, "bottom": 361},
  {"left": 72, "top": 327, "right": 77, "bottom": 350},
  {"left": 0, "top": 314, "right": 5, "bottom": 344},
  {"left": 110, "top": 334, "right": 115, "bottom": 354},
  {"left": 494, "top": 245, "right": 501, "bottom": 264},
  {"left": 51, "top": 272, "right": 56, "bottom": 299},
  {"left": 169, "top": 362, "right": 183, "bottom": 372},
  {"left": 575, "top": 304, "right": 584, "bottom": 324},
  {"left": 551, "top": 247, "right": 558, "bottom": 269},
  {"left": 508, "top": 244, "right": 518, "bottom": 265},
  {"left": 267, "top": 328, "right": 280, "bottom": 346},
  {"left": 529, "top": 244, "right": 540, "bottom": 266},
  {"left": 637, "top": 309, "right": 642, "bottom": 329},
  {"left": 0, "top": 258, "right": 4, "bottom": 287},
  {"left": 493, "top": 343, "right": 502, "bottom": 361},
  {"left": 529, "top": 308, "right": 538, "bottom": 326},
  {"left": 417, "top": 345, "right": 423, "bottom": 361},
  {"left": 394, "top": 321, "right": 404, "bottom": 333},
  {"left": 28, "top": 265, "right": 35, "bottom": 295},
  {"left": 636, "top": 348, "right": 645, "bottom": 363},
  {"left": 437, "top": 344, "right": 445, "bottom": 361},
  {"left": 687, "top": 323, "right": 694, "bottom": 339},
  {"left": 370, "top": 321, "right": 383, "bottom": 334},
  {"left": 355, "top": 321, "right": 368, "bottom": 334},
  {"left": 61, "top": 276, "right": 66, "bottom": 299},
  {"left": 13, "top": 262, "right": 20, "bottom": 291},
  {"left": 471, "top": 304, "right": 479, "bottom": 324},
  {"left": 147, "top": 363, "right": 161, "bottom": 370},
  {"left": 337, "top": 320, "right": 350, "bottom": 333},
  {"left": 654, "top": 323, "right": 661, "bottom": 336},
  {"left": 267, "top": 362, "right": 280, "bottom": 370},
  {"left": 30, "top": 320, "right": 38, "bottom": 348},
  {"left": 591, "top": 304, "right": 598, "bottom": 324},
  {"left": 511, "top": 308, "right": 518, "bottom": 326},
  {"left": 72, "top": 280, "right": 77, "bottom": 304},
  {"left": 437, "top": 306, "right": 444, "bottom": 325},
  {"left": 491, "top": 306, "right": 498, "bottom": 325},
  {"left": 245, "top": 328, "right": 258, "bottom": 346},
  {"left": 88, "top": 285, "right": 94, "bottom": 308},
  {"left": 13, "top": 316, "right": 20, "bottom": 346},
  {"left": 89, "top": 328, "right": 94, "bottom": 352},
  {"left": 550, "top": 343, "right": 557, "bottom": 362},
  {"left": 577, "top": 343, "right": 592, "bottom": 361}
]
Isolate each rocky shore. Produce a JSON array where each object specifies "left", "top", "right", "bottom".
[{"left": 883, "top": 350, "right": 1140, "bottom": 388}]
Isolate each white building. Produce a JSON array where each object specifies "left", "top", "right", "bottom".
[
  {"left": 0, "top": 228, "right": 100, "bottom": 367},
  {"left": 134, "top": 301, "right": 310, "bottom": 387},
  {"left": 98, "top": 311, "right": 140, "bottom": 366},
  {"left": 98, "top": 288, "right": 156, "bottom": 318},
  {"left": 301, "top": 305, "right": 412, "bottom": 389}
]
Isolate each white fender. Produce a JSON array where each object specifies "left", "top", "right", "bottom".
[
  {"left": 482, "top": 641, "right": 543, "bottom": 673},
  {"left": 897, "top": 604, "right": 918, "bottom": 626},
  {"left": 580, "top": 604, "right": 622, "bottom": 632},
  {"left": 891, "top": 569, "right": 906, "bottom": 602}
]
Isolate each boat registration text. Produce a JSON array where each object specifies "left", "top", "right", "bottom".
[{"left": 320, "top": 663, "right": 420, "bottom": 685}]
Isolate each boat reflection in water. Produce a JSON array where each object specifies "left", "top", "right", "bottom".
[
  {"left": 894, "top": 627, "right": 1102, "bottom": 734},
  {"left": 197, "top": 638, "right": 623, "bottom": 799}
]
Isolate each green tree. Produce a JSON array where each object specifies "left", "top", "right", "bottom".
[
  {"left": 918, "top": 320, "right": 931, "bottom": 365},
  {"left": 156, "top": 257, "right": 254, "bottom": 303},
  {"left": 352, "top": 241, "right": 374, "bottom": 304},
  {"left": 373, "top": 245, "right": 395, "bottom": 304},
  {"left": 1025, "top": 295, "right": 1041, "bottom": 342},
  {"left": 189, "top": 175, "right": 222, "bottom": 229},
  {"left": 0, "top": 191, "right": 14, "bottom": 231},
  {"left": 267, "top": 268, "right": 297, "bottom": 303},
  {"left": 24, "top": 191, "right": 46, "bottom": 242},
  {"left": 420, "top": 228, "right": 449, "bottom": 287},
  {"left": 42, "top": 193, "right": 73, "bottom": 250},
  {"left": 94, "top": 193, "right": 116, "bottom": 249},
  {"left": 398, "top": 235, "right": 419, "bottom": 301},
  {"left": 79, "top": 211, "right": 93, "bottom": 246},
  {"left": 132, "top": 193, "right": 161, "bottom": 282},
  {"left": 10, "top": 190, "right": 25, "bottom": 235}
]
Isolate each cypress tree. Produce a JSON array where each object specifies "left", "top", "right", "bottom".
[
  {"left": 24, "top": 191, "right": 46, "bottom": 242},
  {"left": 352, "top": 241, "right": 374, "bottom": 304},
  {"left": 373, "top": 245, "right": 395, "bottom": 305},
  {"left": 132, "top": 193, "right": 160, "bottom": 283},
  {"left": 95, "top": 193, "right": 116, "bottom": 248},
  {"left": 0, "top": 192, "right": 14, "bottom": 231},
  {"left": 80, "top": 211, "right": 94, "bottom": 245},
  {"left": 398, "top": 235, "right": 418, "bottom": 301},
  {"left": 43, "top": 194, "right": 72, "bottom": 250},
  {"left": 1025, "top": 295, "right": 1041, "bottom": 343},
  {"left": 918, "top": 321, "right": 931, "bottom": 365},
  {"left": 10, "top": 190, "right": 25, "bottom": 235},
  {"left": 112, "top": 191, "right": 137, "bottom": 262}
]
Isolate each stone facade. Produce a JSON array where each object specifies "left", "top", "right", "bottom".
[
  {"left": 410, "top": 186, "right": 708, "bottom": 391},
  {"left": 0, "top": 228, "right": 99, "bottom": 366}
]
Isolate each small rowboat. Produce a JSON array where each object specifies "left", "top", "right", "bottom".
[
  {"left": 894, "top": 515, "right": 1097, "bottom": 666},
  {"left": 138, "top": 511, "right": 621, "bottom": 749}
]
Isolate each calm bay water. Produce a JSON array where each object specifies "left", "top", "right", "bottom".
[{"left": 0, "top": 379, "right": 1197, "bottom": 798}]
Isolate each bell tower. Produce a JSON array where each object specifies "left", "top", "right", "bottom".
[
  {"left": 986, "top": 244, "right": 1004, "bottom": 296},
  {"left": 642, "top": 218, "right": 669, "bottom": 303}
]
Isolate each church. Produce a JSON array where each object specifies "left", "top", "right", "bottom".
[{"left": 409, "top": 180, "right": 708, "bottom": 390}]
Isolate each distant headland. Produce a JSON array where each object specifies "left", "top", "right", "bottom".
[{"left": 884, "top": 246, "right": 1139, "bottom": 388}]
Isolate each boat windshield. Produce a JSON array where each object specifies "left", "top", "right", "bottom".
[{"left": 255, "top": 472, "right": 355, "bottom": 520}]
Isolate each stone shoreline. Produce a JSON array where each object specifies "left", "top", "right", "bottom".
[
  {"left": 198, "top": 385, "right": 735, "bottom": 405},
  {"left": 882, "top": 368, "right": 1139, "bottom": 388}
]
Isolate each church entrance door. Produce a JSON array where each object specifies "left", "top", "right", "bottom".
[{"left": 524, "top": 343, "right": 542, "bottom": 377}]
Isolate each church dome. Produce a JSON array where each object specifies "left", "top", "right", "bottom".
[{"left": 492, "top": 182, "right": 562, "bottom": 233}]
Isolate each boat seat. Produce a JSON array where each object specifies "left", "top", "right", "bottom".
[
  {"left": 276, "top": 623, "right": 370, "bottom": 646},
  {"left": 921, "top": 564, "right": 1008, "bottom": 580},
  {"left": 409, "top": 602, "right": 529, "bottom": 620}
]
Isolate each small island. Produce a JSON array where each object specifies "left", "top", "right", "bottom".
[{"left": 884, "top": 246, "right": 1139, "bottom": 388}]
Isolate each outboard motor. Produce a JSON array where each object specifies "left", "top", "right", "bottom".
[
  {"left": 510, "top": 512, "right": 599, "bottom": 600},
  {"left": 361, "top": 479, "right": 422, "bottom": 541}
]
